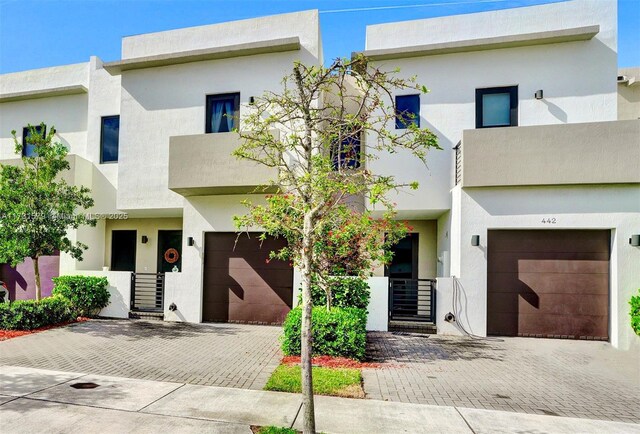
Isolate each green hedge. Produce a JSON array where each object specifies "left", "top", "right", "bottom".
[
  {"left": 304, "top": 277, "right": 371, "bottom": 309},
  {"left": 630, "top": 289, "right": 640, "bottom": 336},
  {"left": 282, "top": 306, "right": 367, "bottom": 360},
  {"left": 52, "top": 275, "right": 110, "bottom": 317},
  {"left": 0, "top": 296, "right": 77, "bottom": 330}
]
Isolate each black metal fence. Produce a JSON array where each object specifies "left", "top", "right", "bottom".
[
  {"left": 389, "top": 278, "right": 436, "bottom": 322},
  {"left": 130, "top": 272, "right": 165, "bottom": 312}
]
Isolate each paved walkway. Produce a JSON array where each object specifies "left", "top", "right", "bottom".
[
  {"left": 1, "top": 366, "right": 639, "bottom": 434},
  {"left": 363, "top": 332, "right": 640, "bottom": 423},
  {"left": 0, "top": 319, "right": 281, "bottom": 390}
]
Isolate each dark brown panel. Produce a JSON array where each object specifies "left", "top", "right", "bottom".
[
  {"left": 202, "top": 232, "right": 293, "bottom": 325},
  {"left": 487, "top": 230, "right": 609, "bottom": 340}
]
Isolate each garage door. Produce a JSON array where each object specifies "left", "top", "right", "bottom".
[
  {"left": 203, "top": 232, "right": 293, "bottom": 324},
  {"left": 487, "top": 230, "right": 609, "bottom": 340}
]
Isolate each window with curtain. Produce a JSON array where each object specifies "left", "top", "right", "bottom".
[
  {"left": 475, "top": 86, "right": 518, "bottom": 128},
  {"left": 206, "top": 93, "right": 240, "bottom": 133},
  {"left": 100, "top": 115, "right": 120, "bottom": 163},
  {"left": 22, "top": 125, "right": 46, "bottom": 157},
  {"left": 395, "top": 94, "right": 421, "bottom": 129},
  {"left": 331, "top": 132, "right": 361, "bottom": 170}
]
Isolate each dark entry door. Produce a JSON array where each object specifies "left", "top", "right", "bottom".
[
  {"left": 157, "top": 230, "right": 183, "bottom": 272},
  {"left": 487, "top": 230, "right": 610, "bottom": 340},
  {"left": 386, "top": 234, "right": 419, "bottom": 316},
  {"left": 111, "top": 230, "right": 136, "bottom": 272},
  {"left": 202, "top": 232, "right": 293, "bottom": 324}
]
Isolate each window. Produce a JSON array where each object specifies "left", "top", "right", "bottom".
[
  {"left": 22, "top": 125, "right": 46, "bottom": 157},
  {"left": 331, "top": 133, "right": 361, "bottom": 170},
  {"left": 206, "top": 93, "right": 240, "bottom": 133},
  {"left": 395, "top": 94, "right": 420, "bottom": 129},
  {"left": 100, "top": 115, "right": 120, "bottom": 163},
  {"left": 475, "top": 86, "right": 518, "bottom": 128}
]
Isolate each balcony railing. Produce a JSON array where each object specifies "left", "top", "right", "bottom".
[
  {"left": 168, "top": 131, "right": 279, "bottom": 196},
  {"left": 460, "top": 120, "right": 640, "bottom": 187}
]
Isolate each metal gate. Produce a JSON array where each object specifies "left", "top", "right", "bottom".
[
  {"left": 130, "top": 272, "right": 165, "bottom": 312},
  {"left": 389, "top": 278, "right": 436, "bottom": 322}
]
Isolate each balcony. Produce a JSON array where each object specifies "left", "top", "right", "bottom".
[
  {"left": 459, "top": 120, "right": 640, "bottom": 187},
  {"left": 168, "top": 132, "right": 279, "bottom": 196}
]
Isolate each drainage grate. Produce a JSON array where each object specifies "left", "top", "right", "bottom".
[
  {"left": 70, "top": 382, "right": 100, "bottom": 390},
  {"left": 495, "top": 394, "right": 511, "bottom": 399}
]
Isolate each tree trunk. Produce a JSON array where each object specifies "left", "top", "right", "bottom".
[
  {"left": 301, "top": 212, "right": 316, "bottom": 434},
  {"left": 33, "top": 256, "right": 42, "bottom": 301}
]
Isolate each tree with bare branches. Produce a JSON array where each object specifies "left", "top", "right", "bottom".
[{"left": 234, "top": 55, "right": 439, "bottom": 433}]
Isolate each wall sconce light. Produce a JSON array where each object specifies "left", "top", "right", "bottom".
[
  {"left": 471, "top": 235, "right": 480, "bottom": 246},
  {"left": 141, "top": 236, "right": 148, "bottom": 244},
  {"left": 187, "top": 237, "right": 195, "bottom": 246},
  {"left": 630, "top": 235, "right": 640, "bottom": 247},
  {"left": 534, "top": 89, "right": 544, "bottom": 100},
  {"left": 249, "top": 96, "right": 255, "bottom": 105}
]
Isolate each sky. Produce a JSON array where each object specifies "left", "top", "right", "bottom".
[{"left": 0, "top": 0, "right": 638, "bottom": 74}]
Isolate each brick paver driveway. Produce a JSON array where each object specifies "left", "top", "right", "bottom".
[
  {"left": 363, "top": 332, "right": 640, "bottom": 423},
  {"left": 0, "top": 319, "right": 282, "bottom": 390}
]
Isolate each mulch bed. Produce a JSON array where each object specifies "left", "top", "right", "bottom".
[
  {"left": 0, "top": 317, "right": 90, "bottom": 341},
  {"left": 281, "top": 355, "right": 381, "bottom": 369}
]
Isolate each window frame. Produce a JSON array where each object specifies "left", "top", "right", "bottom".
[
  {"left": 205, "top": 92, "right": 240, "bottom": 134},
  {"left": 100, "top": 115, "right": 120, "bottom": 164},
  {"left": 395, "top": 94, "right": 421, "bottom": 130},
  {"left": 22, "top": 125, "right": 46, "bottom": 157},
  {"left": 331, "top": 131, "right": 362, "bottom": 170},
  {"left": 475, "top": 86, "right": 518, "bottom": 129}
]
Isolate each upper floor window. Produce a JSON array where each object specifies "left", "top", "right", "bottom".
[
  {"left": 100, "top": 115, "right": 120, "bottom": 163},
  {"left": 476, "top": 86, "right": 518, "bottom": 128},
  {"left": 206, "top": 93, "right": 240, "bottom": 133},
  {"left": 395, "top": 94, "right": 420, "bottom": 129},
  {"left": 331, "top": 133, "right": 361, "bottom": 170},
  {"left": 22, "top": 125, "right": 46, "bottom": 157}
]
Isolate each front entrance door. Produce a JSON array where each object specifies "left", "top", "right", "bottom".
[
  {"left": 111, "top": 230, "right": 136, "bottom": 272},
  {"left": 387, "top": 234, "right": 419, "bottom": 317},
  {"left": 157, "top": 230, "right": 183, "bottom": 273},
  {"left": 386, "top": 234, "right": 419, "bottom": 279}
]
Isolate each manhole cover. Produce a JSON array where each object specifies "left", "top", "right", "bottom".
[{"left": 70, "top": 382, "right": 100, "bottom": 390}]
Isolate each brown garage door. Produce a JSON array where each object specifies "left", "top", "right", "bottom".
[
  {"left": 203, "top": 232, "right": 293, "bottom": 324},
  {"left": 487, "top": 230, "right": 609, "bottom": 340}
]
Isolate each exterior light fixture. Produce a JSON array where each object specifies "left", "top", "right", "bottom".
[
  {"left": 141, "top": 236, "right": 148, "bottom": 244},
  {"left": 534, "top": 89, "right": 544, "bottom": 100},
  {"left": 630, "top": 235, "right": 640, "bottom": 247},
  {"left": 471, "top": 235, "right": 480, "bottom": 246},
  {"left": 187, "top": 237, "right": 195, "bottom": 246},
  {"left": 249, "top": 96, "right": 255, "bottom": 105}
]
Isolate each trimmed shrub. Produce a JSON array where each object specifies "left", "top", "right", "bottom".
[
  {"left": 52, "top": 275, "right": 110, "bottom": 317},
  {"left": 630, "top": 289, "right": 640, "bottom": 336},
  {"left": 282, "top": 306, "right": 367, "bottom": 360},
  {"left": 0, "top": 296, "right": 76, "bottom": 330},
  {"left": 305, "top": 277, "right": 371, "bottom": 309}
]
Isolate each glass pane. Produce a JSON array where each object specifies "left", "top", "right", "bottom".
[
  {"left": 101, "top": 116, "right": 120, "bottom": 162},
  {"left": 482, "top": 93, "right": 511, "bottom": 127},
  {"left": 22, "top": 125, "right": 43, "bottom": 157},
  {"left": 395, "top": 95, "right": 420, "bottom": 129},
  {"left": 209, "top": 97, "right": 237, "bottom": 133}
]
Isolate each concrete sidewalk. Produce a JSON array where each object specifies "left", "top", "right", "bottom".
[{"left": 1, "top": 366, "right": 639, "bottom": 434}]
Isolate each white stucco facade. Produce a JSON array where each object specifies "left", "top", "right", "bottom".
[{"left": 1, "top": 2, "right": 638, "bottom": 349}]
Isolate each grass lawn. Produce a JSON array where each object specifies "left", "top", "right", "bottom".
[{"left": 264, "top": 364, "right": 364, "bottom": 398}]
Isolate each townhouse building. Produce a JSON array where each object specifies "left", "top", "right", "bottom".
[{"left": 1, "top": 1, "right": 638, "bottom": 349}]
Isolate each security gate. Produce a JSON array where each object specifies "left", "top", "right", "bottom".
[{"left": 389, "top": 278, "right": 436, "bottom": 322}]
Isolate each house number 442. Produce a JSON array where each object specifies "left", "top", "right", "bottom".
[{"left": 541, "top": 217, "right": 557, "bottom": 224}]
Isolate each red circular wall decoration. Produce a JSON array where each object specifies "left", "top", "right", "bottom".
[{"left": 164, "top": 248, "right": 180, "bottom": 264}]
